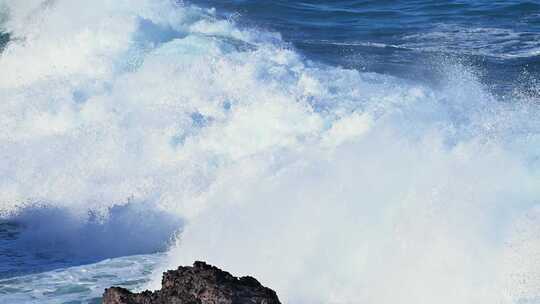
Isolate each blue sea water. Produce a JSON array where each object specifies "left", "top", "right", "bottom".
[
  {"left": 0, "top": 1, "right": 540, "bottom": 303},
  {"left": 195, "top": 1, "right": 540, "bottom": 91}
]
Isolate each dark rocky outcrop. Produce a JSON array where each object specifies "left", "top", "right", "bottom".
[{"left": 103, "top": 261, "right": 281, "bottom": 304}]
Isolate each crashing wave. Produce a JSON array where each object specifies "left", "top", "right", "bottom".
[{"left": 0, "top": 1, "right": 539, "bottom": 303}]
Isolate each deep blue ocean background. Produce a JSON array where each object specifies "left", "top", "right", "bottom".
[{"left": 194, "top": 0, "right": 540, "bottom": 93}]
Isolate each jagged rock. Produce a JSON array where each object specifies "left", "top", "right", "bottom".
[{"left": 103, "top": 261, "right": 281, "bottom": 304}]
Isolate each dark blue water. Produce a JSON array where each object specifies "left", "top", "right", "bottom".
[{"left": 191, "top": 0, "right": 540, "bottom": 94}]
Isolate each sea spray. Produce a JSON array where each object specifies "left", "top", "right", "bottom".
[{"left": 0, "top": 1, "right": 539, "bottom": 303}]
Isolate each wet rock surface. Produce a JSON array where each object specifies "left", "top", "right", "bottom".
[{"left": 103, "top": 261, "right": 281, "bottom": 304}]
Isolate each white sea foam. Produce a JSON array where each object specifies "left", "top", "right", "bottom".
[
  {"left": 0, "top": 253, "right": 163, "bottom": 303},
  {"left": 400, "top": 25, "right": 540, "bottom": 59},
  {"left": 311, "top": 25, "right": 540, "bottom": 59},
  {"left": 0, "top": 1, "right": 539, "bottom": 303}
]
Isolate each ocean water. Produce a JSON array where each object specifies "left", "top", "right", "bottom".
[{"left": 0, "top": 0, "right": 539, "bottom": 303}]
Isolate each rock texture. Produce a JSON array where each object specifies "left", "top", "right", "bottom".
[{"left": 103, "top": 261, "right": 281, "bottom": 304}]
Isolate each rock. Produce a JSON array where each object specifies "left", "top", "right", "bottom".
[{"left": 103, "top": 261, "right": 281, "bottom": 304}]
